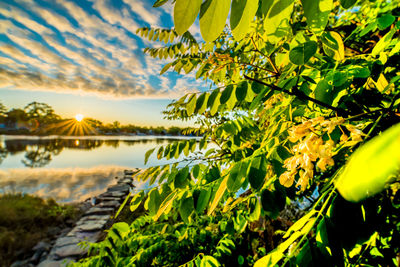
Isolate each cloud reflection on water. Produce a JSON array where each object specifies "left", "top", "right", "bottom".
[{"left": 0, "top": 165, "right": 146, "bottom": 203}]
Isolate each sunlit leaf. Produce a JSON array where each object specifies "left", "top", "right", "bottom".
[
  {"left": 174, "top": 0, "right": 202, "bottom": 35},
  {"left": 200, "top": 0, "right": 231, "bottom": 42},
  {"left": 208, "top": 176, "right": 228, "bottom": 215},
  {"left": 301, "top": 0, "right": 333, "bottom": 34},
  {"left": 230, "top": 0, "right": 259, "bottom": 41},
  {"left": 186, "top": 94, "right": 197, "bottom": 116},
  {"left": 263, "top": 0, "right": 295, "bottom": 43},
  {"left": 336, "top": 123, "right": 400, "bottom": 202},
  {"left": 144, "top": 148, "right": 155, "bottom": 165}
]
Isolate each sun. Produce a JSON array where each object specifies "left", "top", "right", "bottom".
[{"left": 75, "top": 114, "right": 84, "bottom": 122}]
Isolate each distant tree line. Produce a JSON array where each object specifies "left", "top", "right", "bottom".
[{"left": 0, "top": 101, "right": 190, "bottom": 136}]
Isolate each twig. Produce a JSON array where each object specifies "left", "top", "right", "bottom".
[{"left": 244, "top": 75, "right": 348, "bottom": 115}]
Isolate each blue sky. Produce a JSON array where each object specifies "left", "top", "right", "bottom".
[{"left": 0, "top": 0, "right": 203, "bottom": 126}]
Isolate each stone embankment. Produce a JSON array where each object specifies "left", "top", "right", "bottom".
[{"left": 32, "top": 169, "right": 138, "bottom": 267}]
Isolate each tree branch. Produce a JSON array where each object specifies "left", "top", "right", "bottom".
[{"left": 244, "top": 75, "right": 348, "bottom": 115}]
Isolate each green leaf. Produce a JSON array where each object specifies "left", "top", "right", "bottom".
[
  {"left": 301, "top": 0, "right": 333, "bottom": 35},
  {"left": 160, "top": 63, "right": 172, "bottom": 75},
  {"left": 144, "top": 148, "right": 155, "bottom": 165},
  {"left": 200, "top": 255, "right": 220, "bottom": 267},
  {"left": 235, "top": 82, "right": 248, "bottom": 102},
  {"left": 174, "top": 0, "right": 202, "bottom": 35},
  {"left": 340, "top": 0, "right": 357, "bottom": 9},
  {"left": 208, "top": 89, "right": 221, "bottom": 116},
  {"left": 196, "top": 188, "right": 212, "bottom": 213},
  {"left": 227, "top": 161, "right": 248, "bottom": 192},
  {"left": 336, "top": 123, "right": 400, "bottom": 202},
  {"left": 200, "top": 0, "right": 231, "bottom": 42},
  {"left": 154, "top": 190, "right": 178, "bottom": 220},
  {"left": 377, "top": 14, "right": 395, "bottom": 30},
  {"left": 314, "top": 76, "right": 334, "bottom": 105},
  {"left": 230, "top": 0, "right": 259, "bottom": 41},
  {"left": 248, "top": 196, "right": 261, "bottom": 222},
  {"left": 196, "top": 92, "right": 209, "bottom": 114},
  {"left": 174, "top": 166, "right": 190, "bottom": 189},
  {"left": 153, "top": 0, "right": 169, "bottom": 8},
  {"left": 248, "top": 156, "right": 267, "bottom": 190},
  {"left": 157, "top": 146, "right": 164, "bottom": 160},
  {"left": 130, "top": 191, "right": 145, "bottom": 212},
  {"left": 372, "top": 28, "right": 396, "bottom": 56},
  {"left": 179, "top": 196, "right": 194, "bottom": 224},
  {"left": 220, "top": 85, "right": 234, "bottom": 104},
  {"left": 289, "top": 41, "right": 318, "bottom": 65},
  {"left": 147, "top": 188, "right": 161, "bottom": 216},
  {"left": 322, "top": 31, "right": 344, "bottom": 60},
  {"left": 186, "top": 94, "right": 197, "bottom": 116},
  {"left": 261, "top": 182, "right": 286, "bottom": 219},
  {"left": 263, "top": 0, "right": 295, "bottom": 44}
]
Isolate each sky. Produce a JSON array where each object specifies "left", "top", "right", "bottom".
[{"left": 0, "top": 0, "right": 204, "bottom": 127}]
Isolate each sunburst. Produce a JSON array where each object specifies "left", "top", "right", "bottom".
[{"left": 44, "top": 116, "right": 98, "bottom": 136}]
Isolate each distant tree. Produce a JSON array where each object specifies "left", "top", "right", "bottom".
[
  {"left": 24, "top": 102, "right": 60, "bottom": 124},
  {"left": 0, "top": 102, "right": 6, "bottom": 124},
  {"left": 85, "top": 118, "right": 103, "bottom": 128},
  {"left": 167, "top": 126, "right": 181, "bottom": 136},
  {"left": 5, "top": 109, "right": 27, "bottom": 127}
]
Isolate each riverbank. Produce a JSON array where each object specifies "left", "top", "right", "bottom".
[
  {"left": 4, "top": 169, "right": 139, "bottom": 267},
  {"left": 0, "top": 194, "right": 81, "bottom": 266}
]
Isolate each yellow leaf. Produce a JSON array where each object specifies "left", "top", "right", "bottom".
[{"left": 208, "top": 176, "right": 228, "bottom": 215}]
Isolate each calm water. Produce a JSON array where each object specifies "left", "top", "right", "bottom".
[{"left": 0, "top": 135, "right": 191, "bottom": 202}]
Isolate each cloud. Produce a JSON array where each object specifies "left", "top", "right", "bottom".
[
  {"left": 0, "top": 0, "right": 201, "bottom": 99},
  {"left": 123, "top": 0, "right": 161, "bottom": 26}
]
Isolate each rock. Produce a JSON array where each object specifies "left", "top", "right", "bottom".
[
  {"left": 96, "top": 196, "right": 122, "bottom": 203},
  {"left": 124, "top": 169, "right": 134, "bottom": 175},
  {"left": 10, "top": 259, "right": 32, "bottom": 267},
  {"left": 118, "top": 178, "right": 133, "bottom": 185},
  {"left": 39, "top": 251, "right": 49, "bottom": 263},
  {"left": 99, "top": 191, "right": 126, "bottom": 198},
  {"left": 79, "top": 201, "right": 92, "bottom": 213},
  {"left": 107, "top": 184, "right": 130, "bottom": 193},
  {"left": 38, "top": 258, "right": 74, "bottom": 267},
  {"left": 52, "top": 243, "right": 88, "bottom": 259},
  {"left": 47, "top": 226, "right": 62, "bottom": 237},
  {"left": 30, "top": 250, "right": 44, "bottom": 264},
  {"left": 53, "top": 236, "right": 81, "bottom": 248},
  {"left": 66, "top": 229, "right": 101, "bottom": 242},
  {"left": 97, "top": 200, "right": 120, "bottom": 209},
  {"left": 84, "top": 207, "right": 114, "bottom": 216},
  {"left": 77, "top": 221, "right": 106, "bottom": 232},
  {"left": 82, "top": 214, "right": 111, "bottom": 221},
  {"left": 33, "top": 241, "right": 52, "bottom": 252}
]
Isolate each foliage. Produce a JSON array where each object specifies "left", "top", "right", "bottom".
[
  {"left": 0, "top": 194, "right": 80, "bottom": 266},
  {"left": 78, "top": 0, "right": 400, "bottom": 266}
]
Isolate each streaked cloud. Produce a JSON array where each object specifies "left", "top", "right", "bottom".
[{"left": 0, "top": 0, "right": 203, "bottom": 99}]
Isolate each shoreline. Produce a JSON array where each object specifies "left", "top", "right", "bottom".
[{"left": 10, "top": 169, "right": 139, "bottom": 267}]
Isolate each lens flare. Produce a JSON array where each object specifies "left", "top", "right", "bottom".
[{"left": 75, "top": 114, "right": 84, "bottom": 122}]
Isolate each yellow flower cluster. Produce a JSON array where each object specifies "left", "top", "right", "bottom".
[{"left": 279, "top": 117, "right": 364, "bottom": 191}]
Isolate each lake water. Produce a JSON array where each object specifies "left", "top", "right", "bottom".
[{"left": 0, "top": 135, "right": 192, "bottom": 203}]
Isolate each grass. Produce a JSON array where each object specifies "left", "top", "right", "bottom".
[{"left": 0, "top": 194, "right": 81, "bottom": 266}]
